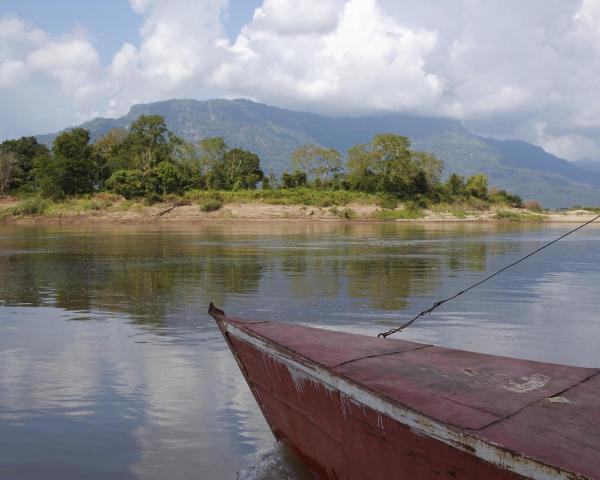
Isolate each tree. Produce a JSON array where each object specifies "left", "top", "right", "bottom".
[
  {"left": 291, "top": 144, "right": 342, "bottom": 183},
  {"left": 465, "top": 173, "right": 489, "bottom": 199},
  {"left": 214, "top": 148, "right": 264, "bottom": 190},
  {"left": 0, "top": 151, "right": 19, "bottom": 196},
  {"left": 315, "top": 148, "right": 342, "bottom": 183},
  {"left": 93, "top": 129, "right": 128, "bottom": 182},
  {"left": 150, "top": 161, "right": 186, "bottom": 195},
  {"left": 281, "top": 170, "right": 307, "bottom": 188},
  {"left": 346, "top": 134, "right": 443, "bottom": 196},
  {"left": 0, "top": 136, "right": 49, "bottom": 190},
  {"left": 34, "top": 128, "right": 96, "bottom": 197},
  {"left": 291, "top": 144, "right": 317, "bottom": 175},
  {"left": 32, "top": 148, "right": 61, "bottom": 198},
  {"left": 346, "top": 144, "right": 377, "bottom": 192},
  {"left": 105, "top": 169, "right": 145, "bottom": 199},
  {"left": 126, "top": 115, "right": 171, "bottom": 170},
  {"left": 412, "top": 151, "right": 443, "bottom": 194},
  {"left": 370, "top": 134, "right": 413, "bottom": 193},
  {"left": 445, "top": 173, "right": 465, "bottom": 196},
  {"left": 198, "top": 137, "right": 227, "bottom": 176}
]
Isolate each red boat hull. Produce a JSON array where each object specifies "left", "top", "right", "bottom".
[{"left": 210, "top": 305, "right": 599, "bottom": 480}]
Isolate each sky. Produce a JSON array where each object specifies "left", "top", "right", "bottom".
[{"left": 1, "top": 0, "right": 600, "bottom": 162}]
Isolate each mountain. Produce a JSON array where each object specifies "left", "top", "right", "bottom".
[
  {"left": 37, "top": 98, "right": 600, "bottom": 208},
  {"left": 573, "top": 158, "right": 600, "bottom": 174}
]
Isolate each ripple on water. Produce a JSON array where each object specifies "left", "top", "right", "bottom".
[{"left": 237, "top": 444, "right": 314, "bottom": 480}]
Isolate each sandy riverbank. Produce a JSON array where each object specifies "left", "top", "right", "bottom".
[{"left": 1, "top": 196, "right": 598, "bottom": 225}]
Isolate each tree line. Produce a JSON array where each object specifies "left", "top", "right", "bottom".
[{"left": 0, "top": 114, "right": 522, "bottom": 206}]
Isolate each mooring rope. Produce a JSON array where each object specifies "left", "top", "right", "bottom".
[{"left": 377, "top": 213, "right": 600, "bottom": 338}]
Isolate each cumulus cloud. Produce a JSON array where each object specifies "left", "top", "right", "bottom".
[
  {"left": 3, "top": 0, "right": 600, "bottom": 162},
  {"left": 212, "top": 0, "right": 442, "bottom": 114},
  {"left": 0, "top": 15, "right": 104, "bottom": 137}
]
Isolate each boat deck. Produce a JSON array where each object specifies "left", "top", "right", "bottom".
[{"left": 214, "top": 310, "right": 600, "bottom": 479}]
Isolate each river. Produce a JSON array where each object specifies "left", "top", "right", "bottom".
[{"left": 1, "top": 222, "right": 599, "bottom": 479}]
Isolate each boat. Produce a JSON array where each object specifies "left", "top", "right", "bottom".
[{"left": 209, "top": 303, "right": 599, "bottom": 480}]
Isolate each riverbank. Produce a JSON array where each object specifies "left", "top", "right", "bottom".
[{"left": 0, "top": 195, "right": 597, "bottom": 224}]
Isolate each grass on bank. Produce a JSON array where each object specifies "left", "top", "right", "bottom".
[
  {"left": 0, "top": 188, "right": 554, "bottom": 221},
  {"left": 184, "top": 188, "right": 379, "bottom": 207},
  {"left": 494, "top": 210, "right": 544, "bottom": 222}
]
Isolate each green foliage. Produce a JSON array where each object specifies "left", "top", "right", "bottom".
[
  {"left": 453, "top": 209, "right": 467, "bottom": 219},
  {"left": 581, "top": 206, "right": 600, "bottom": 213},
  {"left": 346, "top": 134, "right": 442, "bottom": 196},
  {"left": 198, "top": 137, "right": 227, "bottom": 177},
  {"left": 184, "top": 188, "right": 376, "bottom": 207},
  {"left": 525, "top": 200, "right": 542, "bottom": 212},
  {"left": 281, "top": 170, "right": 307, "bottom": 188},
  {"left": 48, "top": 128, "right": 96, "bottom": 196},
  {"left": 377, "top": 195, "right": 399, "bottom": 209},
  {"left": 465, "top": 173, "right": 489, "bottom": 200},
  {"left": 291, "top": 144, "right": 342, "bottom": 182},
  {"left": 445, "top": 173, "right": 465, "bottom": 197},
  {"left": 212, "top": 148, "right": 264, "bottom": 190},
  {"left": 105, "top": 169, "right": 145, "bottom": 199},
  {"left": 32, "top": 148, "right": 63, "bottom": 199},
  {"left": 0, "top": 151, "right": 19, "bottom": 196},
  {"left": 331, "top": 207, "right": 357, "bottom": 219},
  {"left": 10, "top": 196, "right": 49, "bottom": 215},
  {"left": 127, "top": 115, "right": 172, "bottom": 169},
  {"left": 0, "top": 136, "right": 49, "bottom": 190},
  {"left": 93, "top": 129, "right": 128, "bottom": 183},
  {"left": 494, "top": 210, "right": 542, "bottom": 222},
  {"left": 80, "top": 197, "right": 113, "bottom": 211},
  {"left": 494, "top": 210, "right": 523, "bottom": 221},
  {"left": 201, "top": 199, "right": 224, "bottom": 212},
  {"left": 489, "top": 187, "right": 523, "bottom": 207},
  {"left": 2, "top": 117, "right": 524, "bottom": 213},
  {"left": 346, "top": 144, "right": 377, "bottom": 192},
  {"left": 150, "top": 161, "right": 186, "bottom": 195}
]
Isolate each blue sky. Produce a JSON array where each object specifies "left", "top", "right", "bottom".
[
  {"left": 0, "top": 0, "right": 259, "bottom": 62},
  {"left": 1, "top": 0, "right": 599, "bottom": 162}
]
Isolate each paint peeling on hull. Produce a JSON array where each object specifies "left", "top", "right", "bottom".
[{"left": 209, "top": 306, "right": 599, "bottom": 480}]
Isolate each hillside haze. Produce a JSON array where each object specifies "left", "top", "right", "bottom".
[{"left": 38, "top": 98, "right": 600, "bottom": 208}]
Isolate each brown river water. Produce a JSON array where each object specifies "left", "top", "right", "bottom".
[{"left": 1, "top": 221, "right": 599, "bottom": 479}]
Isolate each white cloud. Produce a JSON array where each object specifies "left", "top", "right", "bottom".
[
  {"left": 213, "top": 0, "right": 442, "bottom": 113},
  {"left": 0, "top": 15, "right": 104, "bottom": 136},
  {"left": 4, "top": 0, "right": 600, "bottom": 162},
  {"left": 251, "top": 0, "right": 343, "bottom": 35}
]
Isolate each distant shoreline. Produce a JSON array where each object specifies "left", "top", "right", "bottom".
[{"left": 1, "top": 196, "right": 597, "bottom": 225}]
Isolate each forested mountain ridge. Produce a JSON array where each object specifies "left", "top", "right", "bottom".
[
  {"left": 37, "top": 98, "right": 600, "bottom": 208},
  {"left": 573, "top": 158, "right": 600, "bottom": 174}
]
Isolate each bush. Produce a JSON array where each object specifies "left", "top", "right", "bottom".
[
  {"left": 490, "top": 188, "right": 523, "bottom": 208},
  {"left": 465, "top": 173, "right": 489, "bottom": 200},
  {"left": 378, "top": 195, "right": 398, "bottom": 210},
  {"left": 339, "top": 207, "right": 356, "bottom": 219},
  {"left": 105, "top": 169, "right": 144, "bottom": 199},
  {"left": 525, "top": 200, "right": 542, "bottom": 212},
  {"left": 144, "top": 192, "right": 162, "bottom": 205},
  {"left": 374, "top": 208, "right": 424, "bottom": 220},
  {"left": 452, "top": 209, "right": 467, "bottom": 219},
  {"left": 494, "top": 210, "right": 522, "bottom": 221},
  {"left": 11, "top": 196, "right": 49, "bottom": 215},
  {"left": 201, "top": 199, "right": 223, "bottom": 212},
  {"left": 150, "top": 161, "right": 186, "bottom": 195},
  {"left": 281, "top": 171, "right": 307, "bottom": 189}
]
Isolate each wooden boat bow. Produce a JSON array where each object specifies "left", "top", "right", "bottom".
[{"left": 209, "top": 304, "right": 600, "bottom": 480}]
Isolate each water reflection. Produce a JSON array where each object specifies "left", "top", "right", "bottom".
[
  {"left": 0, "top": 223, "right": 524, "bottom": 325},
  {"left": 1, "top": 222, "right": 599, "bottom": 479}
]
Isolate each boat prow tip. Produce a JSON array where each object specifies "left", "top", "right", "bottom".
[{"left": 208, "top": 302, "right": 226, "bottom": 319}]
